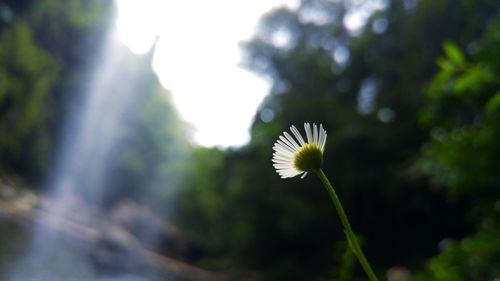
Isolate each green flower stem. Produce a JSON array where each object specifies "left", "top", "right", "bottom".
[{"left": 316, "top": 169, "right": 378, "bottom": 281}]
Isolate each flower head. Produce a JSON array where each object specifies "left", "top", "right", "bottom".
[{"left": 272, "top": 123, "right": 327, "bottom": 179}]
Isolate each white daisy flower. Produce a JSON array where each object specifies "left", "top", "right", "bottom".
[{"left": 272, "top": 123, "right": 327, "bottom": 179}]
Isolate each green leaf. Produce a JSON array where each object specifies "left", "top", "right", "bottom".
[
  {"left": 485, "top": 91, "right": 500, "bottom": 116},
  {"left": 453, "top": 67, "right": 494, "bottom": 94},
  {"left": 443, "top": 41, "right": 466, "bottom": 67},
  {"left": 437, "top": 57, "right": 455, "bottom": 71}
]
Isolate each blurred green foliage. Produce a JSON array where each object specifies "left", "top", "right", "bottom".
[
  {"left": 0, "top": 0, "right": 111, "bottom": 183},
  {"left": 0, "top": 21, "right": 58, "bottom": 179},
  {"left": 414, "top": 15, "right": 500, "bottom": 281}
]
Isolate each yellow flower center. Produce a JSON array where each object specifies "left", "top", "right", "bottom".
[{"left": 293, "top": 143, "right": 323, "bottom": 172}]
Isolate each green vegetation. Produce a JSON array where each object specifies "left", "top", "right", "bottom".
[{"left": 414, "top": 16, "right": 500, "bottom": 280}]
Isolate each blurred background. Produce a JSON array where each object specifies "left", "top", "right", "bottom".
[{"left": 0, "top": 0, "right": 499, "bottom": 280}]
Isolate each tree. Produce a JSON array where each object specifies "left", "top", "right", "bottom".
[
  {"left": 0, "top": 21, "right": 58, "bottom": 180},
  {"left": 414, "top": 14, "right": 500, "bottom": 281},
  {"left": 0, "top": 0, "right": 111, "bottom": 184}
]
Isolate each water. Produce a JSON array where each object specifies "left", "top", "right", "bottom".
[{"left": 1, "top": 27, "right": 170, "bottom": 280}]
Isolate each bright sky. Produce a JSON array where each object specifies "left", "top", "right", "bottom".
[
  {"left": 114, "top": 0, "right": 299, "bottom": 147},
  {"left": 114, "top": 0, "right": 387, "bottom": 147}
]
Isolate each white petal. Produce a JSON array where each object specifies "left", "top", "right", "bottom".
[
  {"left": 321, "top": 133, "right": 327, "bottom": 152},
  {"left": 273, "top": 151, "right": 293, "bottom": 158},
  {"left": 319, "top": 124, "right": 327, "bottom": 152},
  {"left": 290, "top": 126, "right": 305, "bottom": 146},
  {"left": 279, "top": 136, "right": 298, "bottom": 152},
  {"left": 273, "top": 163, "right": 291, "bottom": 168},
  {"left": 284, "top": 132, "right": 301, "bottom": 151},
  {"left": 273, "top": 144, "right": 294, "bottom": 154},
  {"left": 272, "top": 160, "right": 291, "bottom": 166},
  {"left": 275, "top": 140, "right": 295, "bottom": 154},
  {"left": 305, "top": 123, "right": 313, "bottom": 144},
  {"left": 272, "top": 156, "right": 293, "bottom": 163},
  {"left": 273, "top": 149, "right": 292, "bottom": 159},
  {"left": 272, "top": 154, "right": 293, "bottom": 160},
  {"left": 278, "top": 167, "right": 299, "bottom": 174},
  {"left": 273, "top": 161, "right": 292, "bottom": 166},
  {"left": 272, "top": 155, "right": 293, "bottom": 162},
  {"left": 313, "top": 124, "right": 318, "bottom": 145},
  {"left": 282, "top": 170, "right": 301, "bottom": 178}
]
